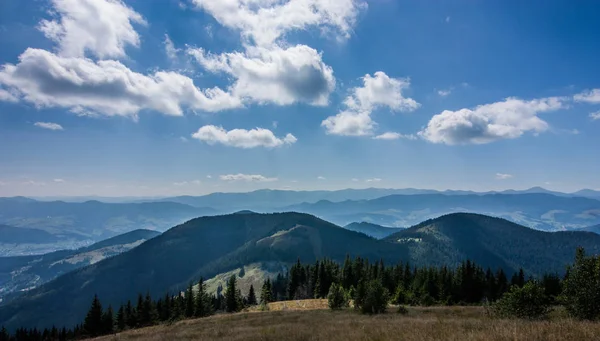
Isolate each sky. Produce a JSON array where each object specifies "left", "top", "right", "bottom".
[{"left": 0, "top": 0, "right": 599, "bottom": 197}]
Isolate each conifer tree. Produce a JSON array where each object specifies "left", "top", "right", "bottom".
[
  {"left": 185, "top": 283, "right": 195, "bottom": 318},
  {"left": 102, "top": 305, "right": 114, "bottom": 335},
  {"left": 225, "top": 275, "right": 241, "bottom": 312},
  {"left": 83, "top": 294, "right": 104, "bottom": 337},
  {"left": 194, "top": 277, "right": 213, "bottom": 317},
  {"left": 247, "top": 284, "right": 257, "bottom": 306},
  {"left": 116, "top": 306, "right": 126, "bottom": 331},
  {"left": 0, "top": 326, "right": 9, "bottom": 341},
  {"left": 261, "top": 278, "right": 273, "bottom": 304}
]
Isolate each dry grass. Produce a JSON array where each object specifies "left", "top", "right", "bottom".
[{"left": 95, "top": 303, "right": 600, "bottom": 341}]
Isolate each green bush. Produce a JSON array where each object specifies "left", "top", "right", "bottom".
[
  {"left": 562, "top": 248, "right": 600, "bottom": 320},
  {"left": 327, "top": 283, "right": 350, "bottom": 310},
  {"left": 492, "top": 282, "right": 550, "bottom": 320},
  {"left": 359, "top": 280, "right": 389, "bottom": 315}
]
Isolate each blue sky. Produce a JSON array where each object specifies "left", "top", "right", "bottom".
[{"left": 0, "top": 0, "right": 599, "bottom": 197}]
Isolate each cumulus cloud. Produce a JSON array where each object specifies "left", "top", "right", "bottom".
[
  {"left": 574, "top": 89, "right": 600, "bottom": 104},
  {"left": 164, "top": 34, "right": 180, "bottom": 61},
  {"left": 0, "top": 48, "right": 242, "bottom": 118},
  {"left": 322, "top": 72, "right": 419, "bottom": 136},
  {"left": 0, "top": 88, "right": 17, "bottom": 102},
  {"left": 191, "top": 0, "right": 366, "bottom": 46},
  {"left": 34, "top": 122, "right": 64, "bottom": 130},
  {"left": 419, "top": 97, "right": 564, "bottom": 145},
  {"left": 38, "top": 0, "right": 146, "bottom": 59},
  {"left": 373, "top": 132, "right": 416, "bottom": 140},
  {"left": 189, "top": 44, "right": 335, "bottom": 106},
  {"left": 495, "top": 173, "right": 513, "bottom": 180},
  {"left": 191, "top": 125, "right": 297, "bottom": 148},
  {"left": 590, "top": 111, "right": 600, "bottom": 121},
  {"left": 219, "top": 174, "right": 278, "bottom": 182}
]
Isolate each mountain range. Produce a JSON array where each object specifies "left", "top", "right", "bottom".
[
  {"left": 1, "top": 211, "right": 599, "bottom": 331},
  {"left": 285, "top": 193, "right": 600, "bottom": 231},
  {"left": 0, "top": 198, "right": 216, "bottom": 245},
  {"left": 0, "top": 229, "right": 161, "bottom": 303},
  {"left": 343, "top": 222, "right": 401, "bottom": 239}
]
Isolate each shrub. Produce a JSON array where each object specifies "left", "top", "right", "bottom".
[
  {"left": 328, "top": 283, "right": 349, "bottom": 310},
  {"left": 562, "top": 247, "right": 600, "bottom": 320},
  {"left": 359, "top": 280, "right": 389, "bottom": 314},
  {"left": 492, "top": 282, "right": 550, "bottom": 320}
]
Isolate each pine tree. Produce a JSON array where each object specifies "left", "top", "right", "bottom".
[
  {"left": 125, "top": 300, "right": 136, "bottom": 328},
  {"left": 185, "top": 283, "right": 195, "bottom": 318},
  {"left": 225, "top": 275, "right": 240, "bottom": 312},
  {"left": 116, "top": 306, "right": 126, "bottom": 331},
  {"left": 83, "top": 294, "right": 104, "bottom": 337},
  {"left": 261, "top": 278, "right": 273, "bottom": 304},
  {"left": 0, "top": 326, "right": 9, "bottom": 341},
  {"left": 195, "top": 278, "right": 213, "bottom": 317},
  {"left": 247, "top": 284, "right": 257, "bottom": 306},
  {"left": 102, "top": 305, "right": 114, "bottom": 335}
]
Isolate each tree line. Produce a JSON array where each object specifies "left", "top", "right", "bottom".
[{"left": 3, "top": 247, "right": 600, "bottom": 340}]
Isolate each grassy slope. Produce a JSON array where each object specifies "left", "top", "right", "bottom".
[{"left": 94, "top": 304, "right": 600, "bottom": 341}]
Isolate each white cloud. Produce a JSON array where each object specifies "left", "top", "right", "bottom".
[
  {"left": 38, "top": 0, "right": 146, "bottom": 59},
  {"left": 191, "top": 125, "right": 297, "bottom": 148},
  {"left": 34, "top": 122, "right": 64, "bottom": 130},
  {"left": 204, "top": 24, "right": 213, "bottom": 39},
  {"left": 0, "top": 88, "right": 17, "bottom": 102},
  {"left": 351, "top": 178, "right": 359, "bottom": 182},
  {"left": 366, "top": 178, "right": 382, "bottom": 182},
  {"left": 0, "top": 48, "right": 242, "bottom": 118},
  {"left": 189, "top": 44, "right": 335, "bottom": 106},
  {"left": 206, "top": 175, "right": 212, "bottom": 179},
  {"left": 419, "top": 97, "right": 565, "bottom": 145},
  {"left": 445, "top": 16, "right": 451, "bottom": 23},
  {"left": 272, "top": 121, "right": 278, "bottom": 128},
  {"left": 495, "top": 173, "right": 513, "bottom": 180},
  {"left": 173, "top": 181, "right": 188, "bottom": 186},
  {"left": 180, "top": 136, "right": 189, "bottom": 142},
  {"left": 53, "top": 178, "right": 65, "bottom": 183},
  {"left": 317, "top": 176, "right": 326, "bottom": 180},
  {"left": 191, "top": 180, "right": 202, "bottom": 185},
  {"left": 164, "top": 34, "right": 180, "bottom": 61},
  {"left": 322, "top": 71, "right": 419, "bottom": 136},
  {"left": 191, "top": 0, "right": 366, "bottom": 46},
  {"left": 574, "top": 89, "right": 600, "bottom": 104},
  {"left": 219, "top": 174, "right": 278, "bottom": 182},
  {"left": 373, "top": 132, "right": 416, "bottom": 140},
  {"left": 590, "top": 111, "right": 600, "bottom": 121},
  {"left": 437, "top": 89, "right": 451, "bottom": 97},
  {"left": 321, "top": 111, "right": 375, "bottom": 136},
  {"left": 22, "top": 180, "right": 46, "bottom": 186}
]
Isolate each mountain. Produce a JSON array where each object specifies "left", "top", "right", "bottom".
[
  {"left": 384, "top": 213, "right": 600, "bottom": 275},
  {"left": 2, "top": 212, "right": 600, "bottom": 331},
  {"left": 285, "top": 193, "right": 600, "bottom": 231},
  {"left": 0, "top": 229, "right": 161, "bottom": 303},
  {"left": 0, "top": 198, "right": 217, "bottom": 243},
  {"left": 0, "top": 225, "right": 62, "bottom": 244},
  {"left": 343, "top": 222, "right": 401, "bottom": 239},
  {"left": 575, "top": 224, "right": 600, "bottom": 234}
]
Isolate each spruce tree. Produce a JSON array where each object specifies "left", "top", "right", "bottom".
[
  {"left": 225, "top": 275, "right": 240, "bottom": 312},
  {"left": 185, "top": 283, "right": 195, "bottom": 318},
  {"left": 116, "top": 306, "right": 126, "bottom": 331},
  {"left": 247, "top": 284, "right": 257, "bottom": 306},
  {"left": 102, "top": 305, "right": 114, "bottom": 335},
  {"left": 83, "top": 294, "right": 104, "bottom": 337},
  {"left": 195, "top": 277, "right": 213, "bottom": 317},
  {"left": 0, "top": 326, "right": 9, "bottom": 341},
  {"left": 261, "top": 278, "right": 273, "bottom": 304}
]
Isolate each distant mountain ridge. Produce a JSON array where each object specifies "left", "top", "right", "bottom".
[
  {"left": 343, "top": 222, "right": 401, "bottom": 239},
  {"left": 2, "top": 211, "right": 600, "bottom": 331},
  {"left": 286, "top": 193, "right": 600, "bottom": 231},
  {"left": 0, "top": 229, "right": 161, "bottom": 303}
]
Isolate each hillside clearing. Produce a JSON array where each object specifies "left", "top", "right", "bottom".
[{"left": 94, "top": 305, "right": 600, "bottom": 341}]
